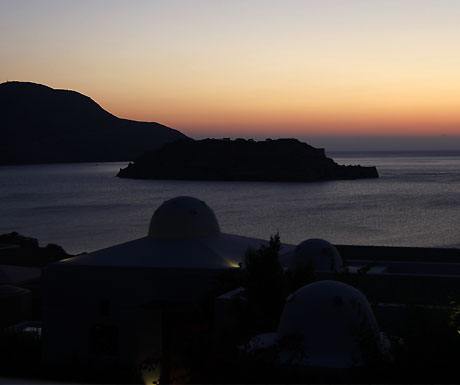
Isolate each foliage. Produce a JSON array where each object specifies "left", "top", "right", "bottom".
[
  {"left": 449, "top": 300, "right": 460, "bottom": 334},
  {"left": 242, "top": 233, "right": 287, "bottom": 331},
  {"left": 186, "top": 304, "right": 460, "bottom": 384},
  {"left": 198, "top": 234, "right": 460, "bottom": 383}
]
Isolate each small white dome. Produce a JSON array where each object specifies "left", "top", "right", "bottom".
[
  {"left": 148, "top": 196, "right": 221, "bottom": 238},
  {"left": 289, "top": 238, "right": 342, "bottom": 272},
  {"left": 277, "top": 280, "right": 380, "bottom": 368}
]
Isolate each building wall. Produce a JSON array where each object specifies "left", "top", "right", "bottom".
[{"left": 41, "top": 263, "right": 225, "bottom": 370}]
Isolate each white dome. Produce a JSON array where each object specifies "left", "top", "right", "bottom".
[
  {"left": 148, "top": 196, "right": 221, "bottom": 238},
  {"left": 289, "top": 238, "right": 342, "bottom": 272},
  {"left": 277, "top": 280, "right": 380, "bottom": 368}
]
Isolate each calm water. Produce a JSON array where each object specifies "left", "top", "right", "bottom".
[{"left": 1, "top": 152, "right": 460, "bottom": 254}]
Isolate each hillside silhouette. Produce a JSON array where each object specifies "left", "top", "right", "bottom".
[
  {"left": 0, "top": 81, "right": 188, "bottom": 164},
  {"left": 117, "top": 138, "right": 379, "bottom": 182}
]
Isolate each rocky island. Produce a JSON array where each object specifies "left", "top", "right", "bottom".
[{"left": 117, "top": 138, "right": 379, "bottom": 182}]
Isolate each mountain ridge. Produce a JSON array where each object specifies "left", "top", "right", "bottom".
[{"left": 0, "top": 81, "right": 188, "bottom": 164}]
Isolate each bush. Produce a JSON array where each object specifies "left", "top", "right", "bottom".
[{"left": 242, "top": 233, "right": 287, "bottom": 331}]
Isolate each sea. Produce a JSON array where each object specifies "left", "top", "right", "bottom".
[{"left": 1, "top": 151, "right": 460, "bottom": 255}]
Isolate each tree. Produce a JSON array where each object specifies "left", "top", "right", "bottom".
[{"left": 243, "top": 233, "right": 286, "bottom": 331}]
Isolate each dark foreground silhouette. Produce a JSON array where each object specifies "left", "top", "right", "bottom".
[
  {"left": 0, "top": 232, "right": 72, "bottom": 266},
  {"left": 1, "top": 233, "right": 460, "bottom": 384},
  {"left": 117, "top": 138, "right": 379, "bottom": 182},
  {"left": 0, "top": 81, "right": 188, "bottom": 164}
]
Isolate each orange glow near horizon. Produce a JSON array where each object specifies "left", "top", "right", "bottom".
[
  {"left": 1, "top": 1, "right": 460, "bottom": 139},
  {"left": 102, "top": 84, "right": 460, "bottom": 137}
]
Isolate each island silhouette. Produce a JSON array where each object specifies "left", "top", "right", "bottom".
[
  {"left": 0, "top": 81, "right": 187, "bottom": 164},
  {"left": 117, "top": 138, "right": 379, "bottom": 182},
  {"left": 1, "top": 81, "right": 379, "bottom": 181}
]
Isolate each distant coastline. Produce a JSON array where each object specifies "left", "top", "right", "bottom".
[
  {"left": 328, "top": 150, "right": 460, "bottom": 158},
  {"left": 0, "top": 81, "right": 187, "bottom": 165}
]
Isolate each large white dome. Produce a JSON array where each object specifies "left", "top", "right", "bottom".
[
  {"left": 277, "top": 280, "right": 380, "bottom": 368},
  {"left": 148, "top": 196, "right": 221, "bottom": 238},
  {"left": 289, "top": 238, "right": 343, "bottom": 272}
]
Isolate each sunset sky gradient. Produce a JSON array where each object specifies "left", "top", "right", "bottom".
[{"left": 1, "top": 0, "right": 459, "bottom": 146}]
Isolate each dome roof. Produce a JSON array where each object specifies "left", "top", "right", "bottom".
[
  {"left": 148, "top": 196, "right": 221, "bottom": 239},
  {"left": 0, "top": 265, "right": 41, "bottom": 285},
  {"left": 277, "top": 280, "right": 380, "bottom": 368},
  {"left": 289, "top": 238, "right": 342, "bottom": 272},
  {"left": 0, "top": 285, "right": 30, "bottom": 296}
]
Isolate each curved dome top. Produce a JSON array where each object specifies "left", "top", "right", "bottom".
[
  {"left": 289, "top": 238, "right": 343, "bottom": 272},
  {"left": 278, "top": 280, "right": 380, "bottom": 368},
  {"left": 148, "top": 196, "right": 221, "bottom": 239}
]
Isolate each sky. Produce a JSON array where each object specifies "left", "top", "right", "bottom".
[{"left": 1, "top": 0, "right": 460, "bottom": 150}]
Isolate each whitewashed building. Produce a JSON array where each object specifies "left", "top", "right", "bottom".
[{"left": 41, "top": 196, "right": 293, "bottom": 381}]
